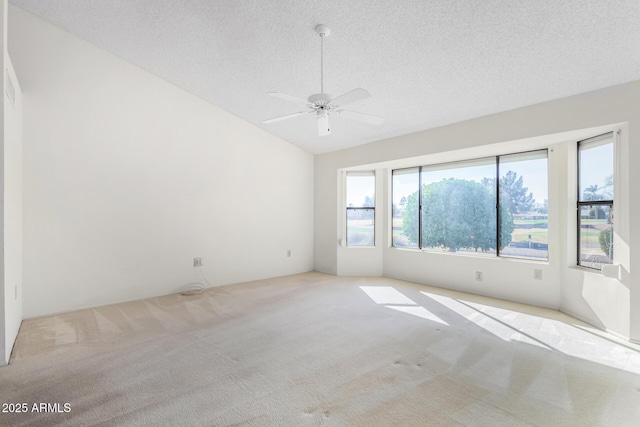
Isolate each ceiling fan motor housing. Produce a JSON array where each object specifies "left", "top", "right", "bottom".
[{"left": 308, "top": 93, "right": 333, "bottom": 107}]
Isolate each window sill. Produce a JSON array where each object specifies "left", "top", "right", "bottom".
[
  {"left": 570, "top": 265, "right": 606, "bottom": 275},
  {"left": 388, "top": 246, "right": 550, "bottom": 265}
]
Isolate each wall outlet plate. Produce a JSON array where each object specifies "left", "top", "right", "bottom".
[
  {"left": 194, "top": 257, "right": 203, "bottom": 267},
  {"left": 475, "top": 271, "right": 483, "bottom": 281},
  {"left": 534, "top": 269, "right": 543, "bottom": 280}
]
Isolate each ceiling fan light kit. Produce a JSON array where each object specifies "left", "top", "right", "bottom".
[
  {"left": 262, "top": 25, "right": 384, "bottom": 137},
  {"left": 317, "top": 110, "right": 330, "bottom": 136}
]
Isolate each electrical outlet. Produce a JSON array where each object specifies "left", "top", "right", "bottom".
[
  {"left": 534, "top": 269, "right": 543, "bottom": 280},
  {"left": 287, "top": 249, "right": 292, "bottom": 257},
  {"left": 194, "top": 257, "right": 203, "bottom": 267},
  {"left": 475, "top": 271, "right": 483, "bottom": 281}
]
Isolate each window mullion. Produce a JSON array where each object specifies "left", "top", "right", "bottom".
[
  {"left": 496, "top": 156, "right": 500, "bottom": 257},
  {"left": 418, "top": 166, "right": 423, "bottom": 249}
]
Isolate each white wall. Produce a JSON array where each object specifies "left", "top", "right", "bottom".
[
  {"left": 3, "top": 53, "right": 22, "bottom": 365},
  {"left": 2, "top": 0, "right": 23, "bottom": 366},
  {"left": 315, "top": 81, "right": 639, "bottom": 340},
  {"left": 0, "top": 0, "right": 5, "bottom": 365},
  {"left": 9, "top": 7, "right": 314, "bottom": 318}
]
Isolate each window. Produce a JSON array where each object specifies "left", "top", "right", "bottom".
[
  {"left": 391, "top": 150, "right": 548, "bottom": 261},
  {"left": 392, "top": 168, "right": 419, "bottom": 248},
  {"left": 498, "top": 151, "right": 549, "bottom": 259},
  {"left": 578, "top": 133, "right": 614, "bottom": 269},
  {"left": 346, "top": 172, "right": 375, "bottom": 246},
  {"left": 421, "top": 158, "right": 496, "bottom": 255}
]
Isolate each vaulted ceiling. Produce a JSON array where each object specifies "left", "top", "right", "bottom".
[{"left": 9, "top": 1, "right": 640, "bottom": 154}]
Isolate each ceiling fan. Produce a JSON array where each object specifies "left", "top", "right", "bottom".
[{"left": 262, "top": 24, "right": 384, "bottom": 136}]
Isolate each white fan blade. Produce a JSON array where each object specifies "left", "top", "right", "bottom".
[
  {"left": 267, "top": 92, "right": 311, "bottom": 107},
  {"left": 262, "top": 111, "right": 308, "bottom": 124},
  {"left": 317, "top": 112, "right": 331, "bottom": 136},
  {"left": 329, "top": 88, "right": 371, "bottom": 107},
  {"left": 337, "top": 110, "right": 384, "bottom": 125}
]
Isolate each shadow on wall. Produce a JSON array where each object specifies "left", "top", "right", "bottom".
[{"left": 565, "top": 264, "right": 631, "bottom": 336}]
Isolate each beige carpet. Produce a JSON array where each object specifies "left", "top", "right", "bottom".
[{"left": 1, "top": 272, "right": 640, "bottom": 426}]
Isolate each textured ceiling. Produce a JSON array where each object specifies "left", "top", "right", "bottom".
[{"left": 9, "top": 1, "right": 640, "bottom": 154}]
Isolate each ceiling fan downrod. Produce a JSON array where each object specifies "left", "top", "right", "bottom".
[{"left": 315, "top": 24, "right": 330, "bottom": 95}]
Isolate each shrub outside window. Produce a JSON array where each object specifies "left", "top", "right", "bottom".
[{"left": 420, "top": 158, "right": 496, "bottom": 255}]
